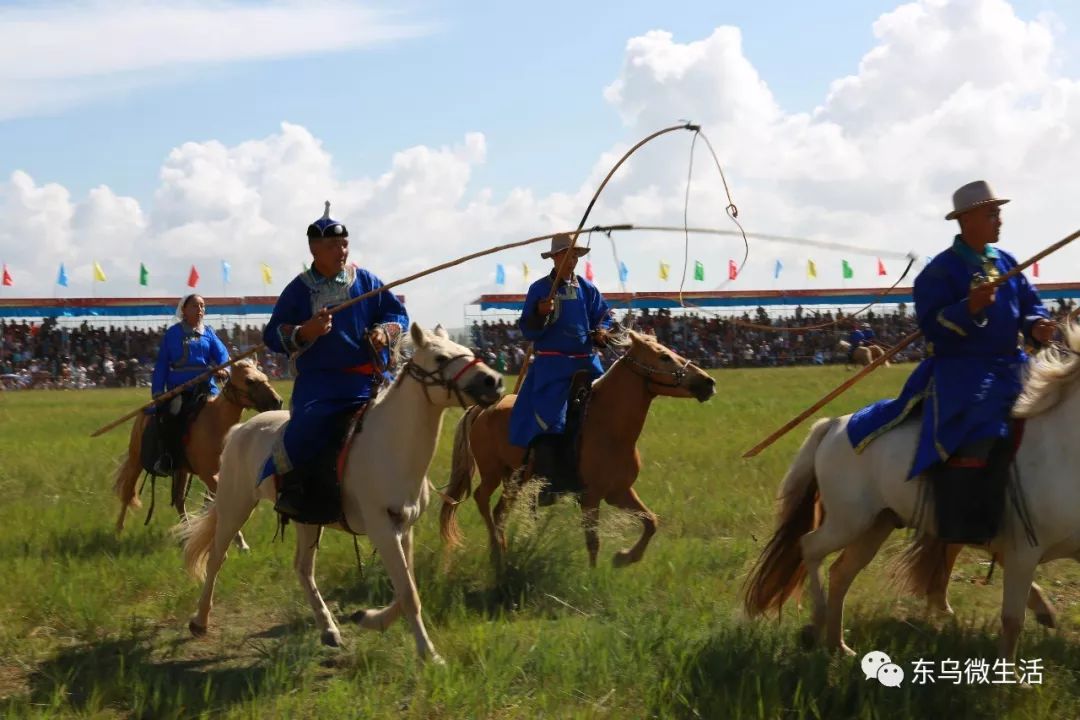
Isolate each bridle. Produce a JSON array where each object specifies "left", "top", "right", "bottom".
[
  {"left": 403, "top": 353, "right": 487, "bottom": 408},
  {"left": 618, "top": 351, "right": 698, "bottom": 393}
]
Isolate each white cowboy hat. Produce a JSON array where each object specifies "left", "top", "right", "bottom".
[{"left": 945, "top": 180, "right": 1010, "bottom": 221}]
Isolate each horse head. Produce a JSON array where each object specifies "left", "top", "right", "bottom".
[
  {"left": 224, "top": 358, "right": 283, "bottom": 412},
  {"left": 619, "top": 330, "right": 716, "bottom": 402},
  {"left": 405, "top": 323, "right": 504, "bottom": 408}
]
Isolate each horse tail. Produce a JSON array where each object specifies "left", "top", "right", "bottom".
[
  {"left": 439, "top": 405, "right": 481, "bottom": 549},
  {"left": 177, "top": 501, "right": 218, "bottom": 582},
  {"left": 113, "top": 416, "right": 145, "bottom": 509},
  {"left": 743, "top": 417, "right": 834, "bottom": 617},
  {"left": 890, "top": 534, "right": 950, "bottom": 598}
]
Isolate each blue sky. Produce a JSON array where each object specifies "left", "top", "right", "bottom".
[
  {"left": 4, "top": 0, "right": 1080, "bottom": 324},
  {"left": 5, "top": 0, "right": 1069, "bottom": 203}
]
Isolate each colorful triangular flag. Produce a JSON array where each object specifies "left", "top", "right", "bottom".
[
  {"left": 774, "top": 259, "right": 783, "bottom": 279},
  {"left": 807, "top": 259, "right": 817, "bottom": 279},
  {"left": 842, "top": 259, "right": 854, "bottom": 279},
  {"left": 728, "top": 259, "right": 738, "bottom": 280},
  {"left": 694, "top": 260, "right": 704, "bottom": 281},
  {"left": 187, "top": 265, "right": 200, "bottom": 288},
  {"left": 618, "top": 261, "right": 629, "bottom": 283},
  {"left": 260, "top": 263, "right": 272, "bottom": 286},
  {"left": 57, "top": 263, "right": 69, "bottom": 287},
  {"left": 1033, "top": 261, "right": 1040, "bottom": 278},
  {"left": 495, "top": 263, "right": 505, "bottom": 286},
  {"left": 877, "top": 258, "right": 887, "bottom": 277},
  {"left": 222, "top": 260, "right": 231, "bottom": 285},
  {"left": 93, "top": 261, "right": 107, "bottom": 282},
  {"left": 585, "top": 260, "right": 594, "bottom": 282},
  {"left": 139, "top": 262, "right": 149, "bottom": 287},
  {"left": 1, "top": 263, "right": 12, "bottom": 287},
  {"left": 523, "top": 263, "right": 530, "bottom": 281},
  {"left": 659, "top": 261, "right": 670, "bottom": 281}
]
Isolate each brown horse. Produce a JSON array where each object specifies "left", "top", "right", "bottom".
[
  {"left": 113, "top": 359, "right": 282, "bottom": 536},
  {"left": 440, "top": 331, "right": 716, "bottom": 567},
  {"left": 838, "top": 340, "right": 889, "bottom": 368}
]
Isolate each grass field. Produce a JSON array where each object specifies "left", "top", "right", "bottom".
[{"left": 2, "top": 365, "right": 1080, "bottom": 719}]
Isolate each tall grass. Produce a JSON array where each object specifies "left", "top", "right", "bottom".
[{"left": 2, "top": 368, "right": 1079, "bottom": 718}]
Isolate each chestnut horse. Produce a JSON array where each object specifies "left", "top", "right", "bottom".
[
  {"left": 440, "top": 331, "right": 716, "bottom": 567},
  {"left": 113, "top": 358, "right": 282, "bottom": 541}
]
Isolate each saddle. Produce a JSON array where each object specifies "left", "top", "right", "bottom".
[
  {"left": 140, "top": 386, "right": 211, "bottom": 478},
  {"left": 929, "top": 419, "right": 1031, "bottom": 545},
  {"left": 274, "top": 403, "right": 369, "bottom": 527},
  {"left": 528, "top": 370, "right": 593, "bottom": 506}
]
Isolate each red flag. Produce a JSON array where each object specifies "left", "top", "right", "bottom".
[
  {"left": 187, "top": 265, "right": 200, "bottom": 288},
  {"left": 877, "top": 258, "right": 887, "bottom": 276},
  {"left": 585, "top": 260, "right": 594, "bottom": 282},
  {"left": 1, "top": 264, "right": 11, "bottom": 286},
  {"left": 728, "top": 259, "right": 738, "bottom": 280},
  {"left": 1034, "top": 261, "right": 1040, "bottom": 278}
]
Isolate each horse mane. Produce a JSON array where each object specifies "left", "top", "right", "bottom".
[{"left": 1013, "top": 320, "right": 1080, "bottom": 418}]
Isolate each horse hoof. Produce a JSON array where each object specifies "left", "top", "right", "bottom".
[
  {"left": 349, "top": 610, "right": 368, "bottom": 624},
  {"left": 427, "top": 652, "right": 446, "bottom": 666},
  {"left": 188, "top": 619, "right": 207, "bottom": 637},
  {"left": 1036, "top": 612, "right": 1057, "bottom": 630},
  {"left": 798, "top": 624, "right": 818, "bottom": 650},
  {"left": 321, "top": 630, "right": 343, "bottom": 648},
  {"left": 836, "top": 643, "right": 857, "bottom": 657}
]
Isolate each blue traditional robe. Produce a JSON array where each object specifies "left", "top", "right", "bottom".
[
  {"left": 847, "top": 236, "right": 1049, "bottom": 477},
  {"left": 150, "top": 322, "right": 229, "bottom": 406},
  {"left": 261, "top": 265, "right": 408, "bottom": 478},
  {"left": 509, "top": 272, "right": 613, "bottom": 448}
]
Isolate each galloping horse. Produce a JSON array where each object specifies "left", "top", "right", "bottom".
[
  {"left": 837, "top": 339, "right": 889, "bottom": 368},
  {"left": 440, "top": 331, "right": 716, "bottom": 568},
  {"left": 178, "top": 325, "right": 503, "bottom": 661},
  {"left": 113, "top": 358, "right": 282, "bottom": 537},
  {"left": 744, "top": 323, "right": 1080, "bottom": 658}
]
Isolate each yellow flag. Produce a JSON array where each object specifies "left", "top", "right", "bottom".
[
  {"left": 659, "top": 261, "right": 670, "bottom": 280},
  {"left": 807, "top": 259, "right": 817, "bottom": 279},
  {"left": 93, "top": 261, "right": 107, "bottom": 282},
  {"left": 522, "top": 263, "right": 530, "bottom": 281},
  {"left": 261, "top": 263, "right": 273, "bottom": 285}
]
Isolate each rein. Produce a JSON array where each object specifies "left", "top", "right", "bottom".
[
  {"left": 618, "top": 352, "right": 698, "bottom": 392},
  {"left": 403, "top": 353, "right": 486, "bottom": 410}
]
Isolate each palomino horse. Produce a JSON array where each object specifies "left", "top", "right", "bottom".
[
  {"left": 440, "top": 331, "right": 716, "bottom": 568},
  {"left": 837, "top": 339, "right": 889, "bottom": 368},
  {"left": 113, "top": 359, "right": 283, "bottom": 542},
  {"left": 178, "top": 325, "right": 503, "bottom": 661},
  {"left": 744, "top": 324, "right": 1080, "bottom": 658}
]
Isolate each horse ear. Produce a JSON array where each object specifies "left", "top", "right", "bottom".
[
  {"left": 434, "top": 324, "right": 449, "bottom": 339},
  {"left": 410, "top": 323, "right": 427, "bottom": 348}
]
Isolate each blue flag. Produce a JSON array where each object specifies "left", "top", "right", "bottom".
[
  {"left": 774, "top": 259, "right": 782, "bottom": 279},
  {"left": 495, "top": 263, "right": 505, "bottom": 286},
  {"left": 221, "top": 260, "right": 231, "bottom": 284},
  {"left": 619, "top": 261, "right": 629, "bottom": 282},
  {"left": 57, "top": 263, "right": 69, "bottom": 287}
]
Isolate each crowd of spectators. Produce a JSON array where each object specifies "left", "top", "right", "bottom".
[{"left": 4, "top": 298, "right": 1077, "bottom": 390}]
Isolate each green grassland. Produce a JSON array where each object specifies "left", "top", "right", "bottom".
[{"left": 1, "top": 366, "right": 1079, "bottom": 718}]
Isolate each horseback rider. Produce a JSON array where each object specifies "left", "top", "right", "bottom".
[
  {"left": 145, "top": 293, "right": 230, "bottom": 474},
  {"left": 847, "top": 180, "right": 1053, "bottom": 543},
  {"left": 510, "top": 233, "right": 614, "bottom": 498},
  {"left": 262, "top": 202, "right": 408, "bottom": 520}
]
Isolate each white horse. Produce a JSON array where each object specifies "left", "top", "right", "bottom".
[
  {"left": 177, "top": 324, "right": 503, "bottom": 662},
  {"left": 745, "top": 322, "right": 1080, "bottom": 659}
]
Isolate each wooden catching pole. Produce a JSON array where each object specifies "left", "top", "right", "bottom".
[{"left": 742, "top": 225, "right": 1080, "bottom": 458}]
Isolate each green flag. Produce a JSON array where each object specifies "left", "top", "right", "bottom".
[
  {"left": 842, "top": 259, "right": 854, "bottom": 279},
  {"left": 694, "top": 260, "right": 705, "bottom": 281},
  {"left": 139, "top": 262, "right": 149, "bottom": 286}
]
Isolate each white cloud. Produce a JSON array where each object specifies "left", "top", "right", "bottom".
[
  {"left": 0, "top": 0, "right": 431, "bottom": 119},
  {"left": 5, "top": 0, "right": 1080, "bottom": 330}
]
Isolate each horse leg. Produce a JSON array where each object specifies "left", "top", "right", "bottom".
[
  {"left": 999, "top": 552, "right": 1040, "bottom": 660},
  {"left": 197, "top": 472, "right": 249, "bottom": 552},
  {"left": 825, "top": 513, "right": 895, "bottom": 655},
  {"left": 365, "top": 519, "right": 441, "bottom": 662},
  {"left": 493, "top": 468, "right": 526, "bottom": 553},
  {"left": 189, "top": 496, "right": 256, "bottom": 635},
  {"left": 926, "top": 544, "right": 963, "bottom": 616},
  {"left": 606, "top": 486, "right": 657, "bottom": 568},
  {"left": 114, "top": 458, "right": 142, "bottom": 533},
  {"left": 293, "top": 524, "right": 342, "bottom": 648},
  {"left": 798, "top": 512, "right": 872, "bottom": 648},
  {"left": 1028, "top": 582, "right": 1057, "bottom": 629},
  {"left": 473, "top": 463, "right": 505, "bottom": 562},
  {"left": 581, "top": 500, "right": 601, "bottom": 569}
]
